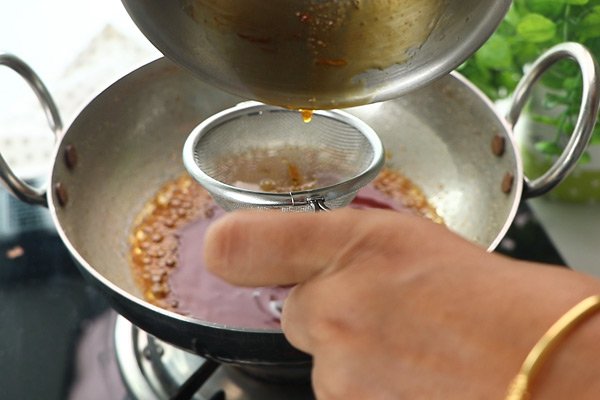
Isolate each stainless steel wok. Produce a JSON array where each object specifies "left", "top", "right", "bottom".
[{"left": 0, "top": 43, "right": 598, "bottom": 368}]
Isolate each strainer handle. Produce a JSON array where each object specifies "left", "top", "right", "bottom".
[
  {"left": 0, "top": 53, "right": 62, "bottom": 207},
  {"left": 506, "top": 42, "right": 600, "bottom": 199},
  {"left": 307, "top": 196, "right": 330, "bottom": 212}
]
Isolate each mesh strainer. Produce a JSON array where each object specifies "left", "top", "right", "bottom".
[{"left": 182, "top": 102, "right": 384, "bottom": 212}]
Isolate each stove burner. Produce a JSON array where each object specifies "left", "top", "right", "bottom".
[{"left": 114, "top": 316, "right": 315, "bottom": 400}]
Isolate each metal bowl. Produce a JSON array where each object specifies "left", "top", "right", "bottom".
[{"left": 121, "top": 0, "right": 512, "bottom": 109}]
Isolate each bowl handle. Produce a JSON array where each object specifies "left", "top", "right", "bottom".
[
  {"left": 0, "top": 53, "right": 62, "bottom": 207},
  {"left": 506, "top": 42, "right": 600, "bottom": 199}
]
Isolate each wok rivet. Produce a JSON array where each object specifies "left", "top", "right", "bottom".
[
  {"left": 64, "top": 144, "right": 78, "bottom": 169},
  {"left": 142, "top": 346, "right": 152, "bottom": 360},
  {"left": 54, "top": 182, "right": 68, "bottom": 206},
  {"left": 502, "top": 172, "right": 514, "bottom": 194},
  {"left": 492, "top": 134, "right": 505, "bottom": 157}
]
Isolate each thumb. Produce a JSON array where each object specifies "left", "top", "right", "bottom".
[{"left": 203, "top": 208, "right": 444, "bottom": 287}]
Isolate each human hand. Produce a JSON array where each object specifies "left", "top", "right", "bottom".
[{"left": 204, "top": 209, "right": 600, "bottom": 400}]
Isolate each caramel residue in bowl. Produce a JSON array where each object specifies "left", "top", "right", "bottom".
[
  {"left": 315, "top": 58, "right": 348, "bottom": 67},
  {"left": 371, "top": 168, "right": 443, "bottom": 224},
  {"left": 128, "top": 175, "right": 216, "bottom": 310}
]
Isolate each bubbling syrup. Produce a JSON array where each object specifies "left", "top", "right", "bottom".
[
  {"left": 129, "top": 168, "right": 441, "bottom": 329},
  {"left": 215, "top": 146, "right": 349, "bottom": 193}
]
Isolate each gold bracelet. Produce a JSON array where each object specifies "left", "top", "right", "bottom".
[{"left": 505, "top": 294, "right": 600, "bottom": 400}]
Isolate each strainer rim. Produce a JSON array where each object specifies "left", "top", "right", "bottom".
[{"left": 182, "top": 103, "right": 385, "bottom": 207}]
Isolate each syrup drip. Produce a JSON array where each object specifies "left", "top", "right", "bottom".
[{"left": 300, "top": 109, "right": 313, "bottom": 123}]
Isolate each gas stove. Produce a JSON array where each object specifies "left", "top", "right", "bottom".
[
  {"left": 0, "top": 183, "right": 565, "bottom": 400},
  {"left": 114, "top": 316, "right": 315, "bottom": 400}
]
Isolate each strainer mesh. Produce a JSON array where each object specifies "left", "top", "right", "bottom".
[{"left": 186, "top": 105, "right": 381, "bottom": 211}]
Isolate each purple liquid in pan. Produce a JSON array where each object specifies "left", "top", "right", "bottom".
[{"left": 170, "top": 184, "right": 411, "bottom": 329}]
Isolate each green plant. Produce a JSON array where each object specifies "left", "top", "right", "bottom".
[{"left": 458, "top": 0, "right": 600, "bottom": 162}]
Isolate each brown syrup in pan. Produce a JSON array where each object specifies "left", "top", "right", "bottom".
[{"left": 129, "top": 168, "right": 441, "bottom": 329}]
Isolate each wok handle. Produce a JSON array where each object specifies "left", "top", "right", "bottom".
[
  {"left": 506, "top": 42, "right": 600, "bottom": 199},
  {"left": 0, "top": 53, "right": 62, "bottom": 207}
]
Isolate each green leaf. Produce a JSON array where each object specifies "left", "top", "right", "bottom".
[
  {"left": 590, "top": 127, "right": 600, "bottom": 145},
  {"left": 503, "top": 4, "right": 523, "bottom": 27},
  {"left": 461, "top": 0, "right": 600, "bottom": 158},
  {"left": 516, "top": 14, "right": 557, "bottom": 42},
  {"left": 538, "top": 60, "right": 580, "bottom": 89},
  {"left": 543, "top": 93, "right": 569, "bottom": 108},
  {"left": 474, "top": 36, "right": 514, "bottom": 70},
  {"left": 589, "top": 134, "right": 600, "bottom": 145},
  {"left": 578, "top": 151, "right": 591, "bottom": 164},
  {"left": 497, "top": 70, "right": 522, "bottom": 93},
  {"left": 512, "top": 42, "right": 542, "bottom": 66},
  {"left": 563, "top": 76, "right": 582, "bottom": 90},
  {"left": 578, "top": 6, "right": 600, "bottom": 38},
  {"left": 540, "top": 71, "right": 569, "bottom": 89},
  {"left": 530, "top": 114, "right": 562, "bottom": 126},
  {"left": 525, "top": 0, "right": 566, "bottom": 17},
  {"left": 535, "top": 140, "right": 563, "bottom": 155},
  {"left": 561, "top": 120, "right": 576, "bottom": 135}
]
